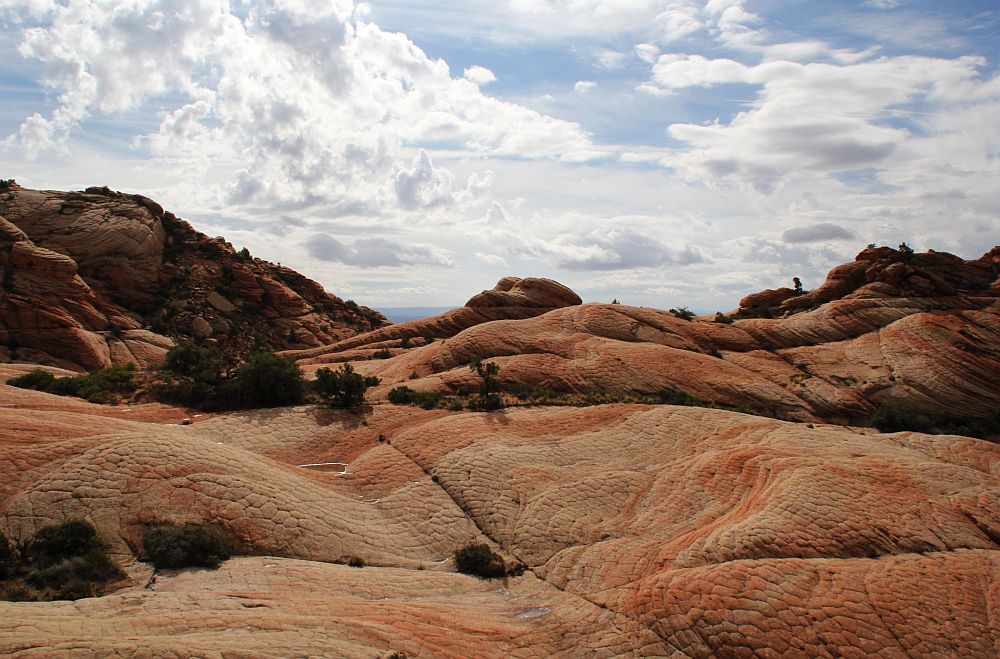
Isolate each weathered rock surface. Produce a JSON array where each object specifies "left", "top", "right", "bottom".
[
  {"left": 289, "top": 276, "right": 581, "bottom": 365},
  {"left": 0, "top": 182, "right": 386, "bottom": 371},
  {"left": 1, "top": 382, "right": 998, "bottom": 656},
  {"left": 306, "top": 247, "right": 1000, "bottom": 430}
]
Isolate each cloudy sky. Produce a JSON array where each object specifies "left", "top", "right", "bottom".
[{"left": 1, "top": 1, "right": 998, "bottom": 311}]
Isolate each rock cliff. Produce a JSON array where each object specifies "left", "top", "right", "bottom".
[{"left": 0, "top": 182, "right": 386, "bottom": 371}]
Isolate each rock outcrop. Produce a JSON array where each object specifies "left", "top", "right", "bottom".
[
  {"left": 0, "top": 182, "right": 386, "bottom": 371},
  {"left": 300, "top": 246, "right": 1000, "bottom": 431},
  {"left": 288, "top": 276, "right": 581, "bottom": 365},
  {"left": 1, "top": 379, "right": 998, "bottom": 656}
]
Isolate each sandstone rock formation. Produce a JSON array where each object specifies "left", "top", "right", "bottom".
[
  {"left": 303, "top": 246, "right": 1000, "bottom": 432},
  {"left": 289, "top": 276, "right": 581, "bottom": 366},
  {"left": 1, "top": 376, "right": 998, "bottom": 656},
  {"left": 0, "top": 182, "right": 386, "bottom": 371}
]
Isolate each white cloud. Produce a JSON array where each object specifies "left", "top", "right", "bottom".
[
  {"left": 574, "top": 80, "right": 598, "bottom": 94},
  {"left": 2, "top": 0, "right": 593, "bottom": 216},
  {"left": 475, "top": 252, "right": 508, "bottom": 267},
  {"left": 594, "top": 49, "right": 627, "bottom": 71},
  {"left": 463, "top": 65, "right": 496, "bottom": 85}
]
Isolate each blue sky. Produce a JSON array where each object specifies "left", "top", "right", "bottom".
[{"left": 0, "top": 1, "right": 998, "bottom": 311}]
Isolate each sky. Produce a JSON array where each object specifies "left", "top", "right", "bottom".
[{"left": 0, "top": 1, "right": 998, "bottom": 311}]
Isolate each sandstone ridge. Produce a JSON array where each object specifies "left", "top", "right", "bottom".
[
  {"left": 300, "top": 245, "right": 1000, "bottom": 431},
  {"left": 0, "top": 182, "right": 386, "bottom": 371}
]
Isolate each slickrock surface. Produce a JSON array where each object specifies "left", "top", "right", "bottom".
[
  {"left": 288, "top": 276, "right": 581, "bottom": 366},
  {"left": 2, "top": 379, "right": 998, "bottom": 656},
  {"left": 306, "top": 246, "right": 1000, "bottom": 429},
  {"left": 0, "top": 182, "right": 385, "bottom": 371}
]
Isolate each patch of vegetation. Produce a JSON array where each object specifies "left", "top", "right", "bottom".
[
  {"left": 8, "top": 365, "right": 137, "bottom": 403},
  {"left": 470, "top": 360, "right": 502, "bottom": 410},
  {"left": 311, "top": 364, "right": 379, "bottom": 408},
  {"left": 0, "top": 520, "right": 123, "bottom": 602},
  {"left": 898, "top": 242, "right": 915, "bottom": 263},
  {"left": 867, "top": 405, "right": 1000, "bottom": 440},
  {"left": 142, "top": 524, "right": 230, "bottom": 570},
  {"left": 0, "top": 178, "right": 14, "bottom": 191},
  {"left": 669, "top": 306, "right": 695, "bottom": 321},
  {"left": 151, "top": 345, "right": 305, "bottom": 411},
  {"left": 371, "top": 348, "right": 392, "bottom": 359},
  {"left": 219, "top": 350, "right": 305, "bottom": 409},
  {"left": 236, "top": 247, "right": 252, "bottom": 261},
  {"left": 713, "top": 311, "right": 734, "bottom": 324},
  {"left": 162, "top": 340, "right": 223, "bottom": 383},
  {"left": 453, "top": 543, "right": 506, "bottom": 579},
  {"left": 657, "top": 388, "right": 702, "bottom": 406},
  {"left": 388, "top": 386, "right": 444, "bottom": 410}
]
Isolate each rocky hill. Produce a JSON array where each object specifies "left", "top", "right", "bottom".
[
  {"left": 1, "top": 365, "right": 997, "bottom": 655},
  {"left": 296, "top": 245, "right": 1000, "bottom": 434},
  {"left": 0, "top": 181, "right": 386, "bottom": 371}
]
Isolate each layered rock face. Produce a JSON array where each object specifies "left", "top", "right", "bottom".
[
  {"left": 307, "top": 246, "right": 1000, "bottom": 429},
  {"left": 0, "top": 182, "right": 386, "bottom": 371},
  {"left": 288, "top": 276, "right": 581, "bottom": 365},
  {"left": 1, "top": 377, "right": 997, "bottom": 656}
]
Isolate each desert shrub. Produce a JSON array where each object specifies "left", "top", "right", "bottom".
[
  {"left": 371, "top": 348, "right": 392, "bottom": 359},
  {"left": 312, "top": 364, "right": 377, "bottom": 408},
  {"left": 26, "top": 520, "right": 99, "bottom": 568},
  {"left": 898, "top": 242, "right": 915, "bottom": 262},
  {"left": 657, "top": 388, "right": 702, "bottom": 406},
  {"left": 387, "top": 386, "right": 443, "bottom": 409},
  {"left": 8, "top": 366, "right": 136, "bottom": 403},
  {"left": 162, "top": 341, "right": 223, "bottom": 383},
  {"left": 7, "top": 368, "right": 57, "bottom": 391},
  {"left": 218, "top": 350, "right": 304, "bottom": 409},
  {"left": 0, "top": 535, "right": 14, "bottom": 579},
  {"left": 669, "top": 306, "right": 695, "bottom": 321},
  {"left": 26, "top": 548, "right": 121, "bottom": 591},
  {"left": 400, "top": 336, "right": 411, "bottom": 349},
  {"left": 0, "top": 179, "right": 14, "bottom": 191},
  {"left": 7, "top": 520, "right": 124, "bottom": 601},
  {"left": 0, "top": 582, "right": 37, "bottom": 602},
  {"left": 151, "top": 379, "right": 217, "bottom": 408},
  {"left": 453, "top": 543, "right": 505, "bottom": 579},
  {"left": 345, "top": 556, "right": 365, "bottom": 568},
  {"left": 713, "top": 311, "right": 734, "bottom": 324},
  {"left": 470, "top": 360, "right": 502, "bottom": 410},
  {"left": 237, "top": 247, "right": 252, "bottom": 261},
  {"left": 448, "top": 401, "right": 464, "bottom": 412},
  {"left": 142, "top": 525, "right": 229, "bottom": 570}
]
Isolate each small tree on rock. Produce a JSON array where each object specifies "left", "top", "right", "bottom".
[
  {"left": 470, "top": 360, "right": 502, "bottom": 410},
  {"left": 313, "top": 364, "right": 378, "bottom": 408}
]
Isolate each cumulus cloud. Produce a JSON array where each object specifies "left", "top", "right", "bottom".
[
  {"left": 475, "top": 252, "right": 508, "bottom": 267},
  {"left": 304, "top": 233, "right": 454, "bottom": 268},
  {"left": 644, "top": 54, "right": 998, "bottom": 191},
  {"left": 574, "top": 80, "right": 598, "bottom": 94},
  {"left": 463, "top": 65, "right": 496, "bottom": 85},
  {"left": 3, "top": 0, "right": 592, "bottom": 213},
  {"left": 782, "top": 223, "right": 856, "bottom": 244},
  {"left": 511, "top": 227, "right": 707, "bottom": 271}
]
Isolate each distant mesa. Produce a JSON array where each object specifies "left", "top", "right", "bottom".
[{"left": 0, "top": 181, "right": 386, "bottom": 372}]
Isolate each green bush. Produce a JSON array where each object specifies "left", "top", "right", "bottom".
[
  {"left": 453, "top": 543, "right": 506, "bottom": 578},
  {"left": 669, "top": 306, "right": 695, "bottom": 321},
  {"left": 470, "top": 360, "right": 502, "bottom": 410},
  {"left": 0, "top": 535, "right": 14, "bottom": 579},
  {"left": 142, "top": 525, "right": 230, "bottom": 570},
  {"left": 219, "top": 350, "right": 304, "bottom": 409},
  {"left": 312, "top": 364, "right": 378, "bottom": 408},
  {"left": 162, "top": 341, "right": 223, "bottom": 383},
  {"left": 657, "top": 388, "right": 702, "bottom": 406},
  {"left": 9, "top": 366, "right": 136, "bottom": 404},
  {"left": 713, "top": 311, "right": 734, "bottom": 324},
  {"left": 387, "top": 386, "right": 443, "bottom": 409},
  {"left": 7, "top": 368, "right": 56, "bottom": 390},
  {"left": 151, "top": 379, "right": 217, "bottom": 408},
  {"left": 371, "top": 348, "right": 392, "bottom": 359},
  {"left": 26, "top": 519, "right": 99, "bottom": 568},
  {"left": 4, "top": 520, "right": 124, "bottom": 601}
]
